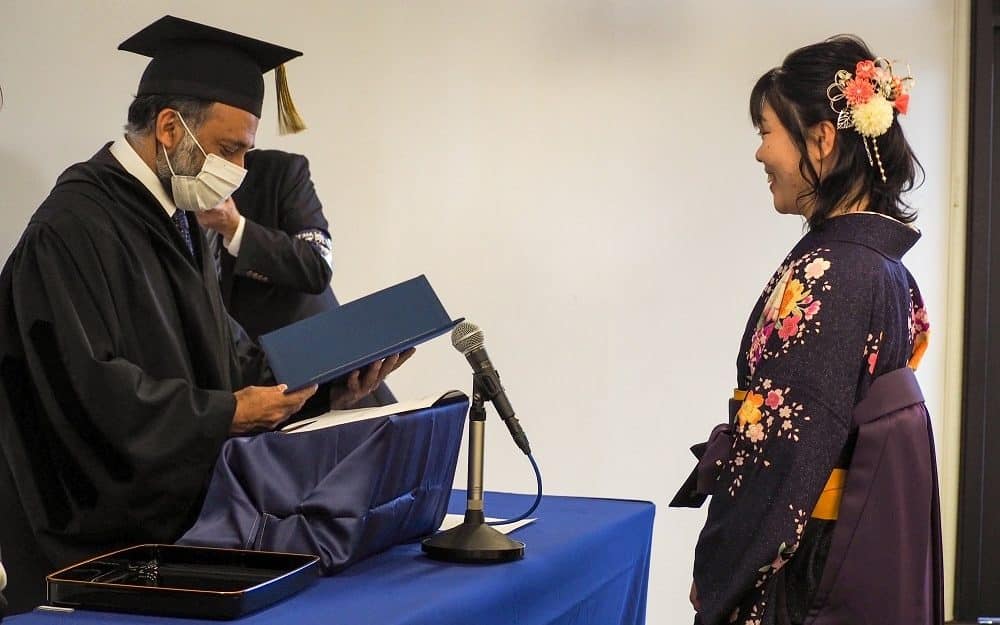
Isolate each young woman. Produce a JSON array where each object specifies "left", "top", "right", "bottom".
[{"left": 675, "top": 35, "right": 942, "bottom": 625}]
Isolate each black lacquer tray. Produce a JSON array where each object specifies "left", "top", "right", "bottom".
[{"left": 46, "top": 544, "right": 320, "bottom": 619}]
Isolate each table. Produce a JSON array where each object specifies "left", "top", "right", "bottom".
[{"left": 8, "top": 491, "right": 655, "bottom": 625}]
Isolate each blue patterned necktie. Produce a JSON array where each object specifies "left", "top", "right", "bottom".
[{"left": 171, "top": 210, "right": 194, "bottom": 257}]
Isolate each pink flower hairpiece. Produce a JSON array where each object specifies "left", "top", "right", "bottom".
[{"left": 826, "top": 57, "right": 913, "bottom": 183}]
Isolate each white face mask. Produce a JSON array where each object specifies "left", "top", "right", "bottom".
[{"left": 162, "top": 113, "right": 247, "bottom": 212}]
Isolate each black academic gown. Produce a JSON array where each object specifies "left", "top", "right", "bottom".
[{"left": 0, "top": 144, "right": 271, "bottom": 613}]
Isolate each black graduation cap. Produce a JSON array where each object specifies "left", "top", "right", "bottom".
[{"left": 118, "top": 15, "right": 306, "bottom": 133}]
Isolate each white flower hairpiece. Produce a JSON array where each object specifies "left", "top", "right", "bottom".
[{"left": 826, "top": 57, "right": 913, "bottom": 183}]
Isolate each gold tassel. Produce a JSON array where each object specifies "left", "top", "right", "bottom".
[{"left": 275, "top": 64, "right": 306, "bottom": 135}]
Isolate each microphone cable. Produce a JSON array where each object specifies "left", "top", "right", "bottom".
[{"left": 487, "top": 453, "right": 542, "bottom": 526}]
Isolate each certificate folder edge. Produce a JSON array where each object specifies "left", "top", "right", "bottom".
[
  {"left": 259, "top": 275, "right": 460, "bottom": 392},
  {"left": 297, "top": 320, "right": 463, "bottom": 390}
]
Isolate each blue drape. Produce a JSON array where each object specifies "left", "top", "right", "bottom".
[{"left": 178, "top": 398, "right": 467, "bottom": 574}]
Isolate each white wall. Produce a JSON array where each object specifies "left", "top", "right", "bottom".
[{"left": 0, "top": 1, "right": 961, "bottom": 622}]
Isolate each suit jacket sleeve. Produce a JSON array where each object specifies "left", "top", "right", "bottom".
[{"left": 232, "top": 154, "right": 334, "bottom": 294}]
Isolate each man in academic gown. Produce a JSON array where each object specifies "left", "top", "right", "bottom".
[{"left": 0, "top": 16, "right": 407, "bottom": 614}]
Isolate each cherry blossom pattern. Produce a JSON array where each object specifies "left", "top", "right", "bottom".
[
  {"left": 730, "top": 507, "right": 809, "bottom": 625},
  {"left": 863, "top": 332, "right": 882, "bottom": 376},
  {"left": 726, "top": 379, "right": 812, "bottom": 496},
  {"left": 746, "top": 248, "right": 833, "bottom": 378}
]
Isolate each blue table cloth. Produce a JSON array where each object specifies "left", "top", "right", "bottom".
[{"left": 9, "top": 491, "right": 655, "bottom": 625}]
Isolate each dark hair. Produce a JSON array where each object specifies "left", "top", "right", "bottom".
[
  {"left": 750, "top": 34, "right": 923, "bottom": 228},
  {"left": 124, "top": 94, "right": 213, "bottom": 137}
]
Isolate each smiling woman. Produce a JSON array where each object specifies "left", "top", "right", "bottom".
[
  {"left": 753, "top": 102, "right": 822, "bottom": 217},
  {"left": 674, "top": 35, "right": 942, "bottom": 625}
]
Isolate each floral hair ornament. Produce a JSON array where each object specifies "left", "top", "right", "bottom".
[{"left": 826, "top": 57, "right": 913, "bottom": 183}]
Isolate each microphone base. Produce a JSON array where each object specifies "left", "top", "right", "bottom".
[{"left": 421, "top": 511, "right": 524, "bottom": 564}]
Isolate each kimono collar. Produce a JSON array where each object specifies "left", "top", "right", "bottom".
[{"left": 810, "top": 212, "right": 920, "bottom": 261}]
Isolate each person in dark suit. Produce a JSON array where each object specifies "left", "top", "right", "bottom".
[
  {"left": 196, "top": 149, "right": 396, "bottom": 405},
  {"left": 197, "top": 149, "right": 334, "bottom": 340}
]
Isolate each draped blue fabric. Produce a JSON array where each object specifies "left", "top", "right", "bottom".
[
  {"left": 10, "top": 492, "right": 654, "bottom": 625},
  {"left": 177, "top": 398, "right": 468, "bottom": 574}
]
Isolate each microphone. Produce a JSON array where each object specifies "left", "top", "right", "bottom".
[
  {"left": 420, "top": 320, "right": 534, "bottom": 563},
  {"left": 451, "top": 321, "right": 531, "bottom": 455}
]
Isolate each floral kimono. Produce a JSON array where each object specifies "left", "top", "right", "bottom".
[{"left": 677, "top": 212, "right": 938, "bottom": 625}]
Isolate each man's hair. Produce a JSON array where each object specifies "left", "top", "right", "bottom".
[
  {"left": 749, "top": 34, "right": 923, "bottom": 228},
  {"left": 125, "top": 95, "right": 213, "bottom": 137}
]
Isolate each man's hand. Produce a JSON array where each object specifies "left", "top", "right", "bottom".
[
  {"left": 330, "top": 348, "right": 416, "bottom": 409},
  {"left": 231, "top": 384, "right": 318, "bottom": 434},
  {"left": 195, "top": 197, "right": 241, "bottom": 241}
]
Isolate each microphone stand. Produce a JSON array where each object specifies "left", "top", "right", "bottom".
[{"left": 421, "top": 372, "right": 525, "bottom": 563}]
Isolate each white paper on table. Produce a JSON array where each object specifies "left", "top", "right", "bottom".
[
  {"left": 280, "top": 390, "right": 464, "bottom": 434},
  {"left": 436, "top": 514, "right": 535, "bottom": 535}
]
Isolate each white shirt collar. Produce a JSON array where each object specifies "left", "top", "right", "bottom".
[{"left": 109, "top": 137, "right": 178, "bottom": 217}]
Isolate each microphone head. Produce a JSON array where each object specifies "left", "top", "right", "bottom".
[{"left": 451, "top": 320, "right": 484, "bottom": 355}]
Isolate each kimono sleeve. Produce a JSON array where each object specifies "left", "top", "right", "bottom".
[
  {"left": 693, "top": 247, "right": 875, "bottom": 625},
  {"left": 232, "top": 154, "right": 333, "bottom": 294}
]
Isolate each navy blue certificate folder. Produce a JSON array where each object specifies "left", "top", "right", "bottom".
[{"left": 259, "top": 275, "right": 461, "bottom": 391}]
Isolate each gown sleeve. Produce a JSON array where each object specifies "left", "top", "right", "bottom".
[
  {"left": 227, "top": 313, "right": 275, "bottom": 387},
  {"left": 693, "top": 246, "right": 877, "bottom": 625}
]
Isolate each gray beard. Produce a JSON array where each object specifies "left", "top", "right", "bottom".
[{"left": 155, "top": 133, "right": 204, "bottom": 197}]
